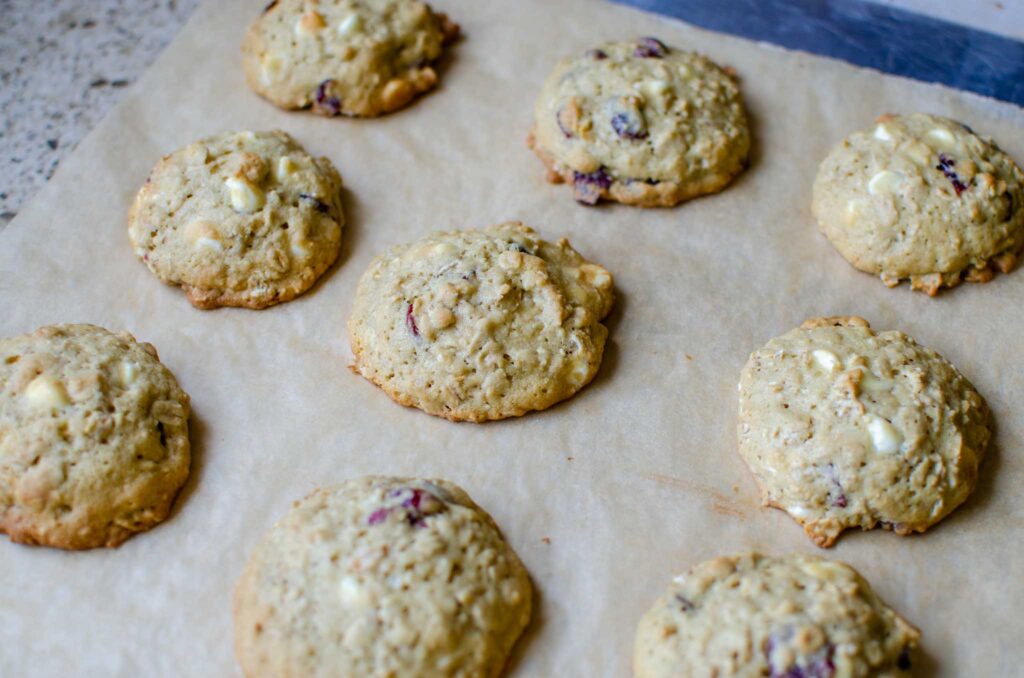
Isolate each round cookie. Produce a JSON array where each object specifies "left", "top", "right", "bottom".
[
  {"left": 242, "top": 0, "right": 460, "bottom": 118},
  {"left": 128, "top": 130, "right": 344, "bottom": 310},
  {"left": 234, "top": 476, "right": 532, "bottom": 677},
  {"left": 528, "top": 37, "right": 750, "bottom": 207},
  {"left": 0, "top": 324, "right": 190, "bottom": 549},
  {"left": 347, "top": 222, "right": 615, "bottom": 421},
  {"left": 812, "top": 113, "right": 1024, "bottom": 295},
  {"left": 738, "top": 316, "right": 990, "bottom": 547},
  {"left": 634, "top": 552, "right": 920, "bottom": 677}
]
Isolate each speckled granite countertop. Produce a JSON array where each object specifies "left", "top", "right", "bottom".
[
  {"left": 1, "top": 0, "right": 1017, "bottom": 231},
  {"left": 0, "top": 0, "right": 200, "bottom": 228}
]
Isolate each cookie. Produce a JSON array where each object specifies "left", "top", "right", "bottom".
[
  {"left": 347, "top": 222, "right": 614, "bottom": 421},
  {"left": 812, "top": 113, "right": 1024, "bottom": 295},
  {"left": 128, "top": 130, "right": 344, "bottom": 309},
  {"left": 738, "top": 316, "right": 990, "bottom": 547},
  {"left": 528, "top": 37, "right": 750, "bottom": 207},
  {"left": 0, "top": 324, "right": 190, "bottom": 549},
  {"left": 242, "top": 0, "right": 459, "bottom": 118},
  {"left": 634, "top": 552, "right": 920, "bottom": 677},
  {"left": 234, "top": 476, "right": 532, "bottom": 677}
]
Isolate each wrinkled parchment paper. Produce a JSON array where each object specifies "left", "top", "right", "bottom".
[{"left": 1, "top": 0, "right": 1022, "bottom": 675}]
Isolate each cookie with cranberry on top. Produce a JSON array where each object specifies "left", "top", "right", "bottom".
[
  {"left": 242, "top": 0, "right": 459, "bottom": 117},
  {"left": 812, "top": 113, "right": 1024, "bottom": 294},
  {"left": 234, "top": 476, "right": 531, "bottom": 676},
  {"left": 528, "top": 38, "right": 750, "bottom": 207},
  {"left": 348, "top": 222, "right": 614, "bottom": 421},
  {"left": 635, "top": 552, "right": 919, "bottom": 677}
]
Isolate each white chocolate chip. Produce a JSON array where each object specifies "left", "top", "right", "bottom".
[
  {"left": 925, "top": 128, "right": 956, "bottom": 150},
  {"left": 637, "top": 79, "right": 671, "bottom": 108},
  {"left": 568, "top": 359, "right": 590, "bottom": 385},
  {"left": 290, "top": 237, "right": 310, "bottom": 259},
  {"left": 339, "top": 576, "right": 365, "bottom": 606},
  {"left": 260, "top": 56, "right": 283, "bottom": 85},
  {"left": 868, "top": 169, "right": 903, "bottom": 195},
  {"left": 579, "top": 263, "right": 611, "bottom": 290},
  {"left": 225, "top": 177, "right": 265, "bottom": 213},
  {"left": 812, "top": 349, "right": 839, "bottom": 372},
  {"left": 905, "top": 141, "right": 934, "bottom": 167},
  {"left": 25, "top": 374, "right": 70, "bottom": 410},
  {"left": 337, "top": 13, "right": 362, "bottom": 36},
  {"left": 118, "top": 361, "right": 139, "bottom": 386},
  {"left": 844, "top": 199, "right": 862, "bottom": 224},
  {"left": 866, "top": 415, "right": 903, "bottom": 454},
  {"left": 184, "top": 219, "right": 223, "bottom": 251},
  {"left": 787, "top": 504, "right": 813, "bottom": 519},
  {"left": 873, "top": 124, "right": 892, "bottom": 141},
  {"left": 274, "top": 156, "right": 298, "bottom": 182}
]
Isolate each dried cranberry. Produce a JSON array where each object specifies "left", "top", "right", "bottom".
[
  {"left": 367, "top": 508, "right": 390, "bottom": 525},
  {"left": 313, "top": 80, "right": 342, "bottom": 116},
  {"left": 299, "top": 193, "right": 330, "bottom": 213},
  {"left": 936, "top": 153, "right": 968, "bottom": 195},
  {"left": 767, "top": 635, "right": 835, "bottom": 678},
  {"left": 391, "top": 488, "right": 444, "bottom": 527},
  {"left": 585, "top": 48, "right": 608, "bottom": 60},
  {"left": 611, "top": 111, "right": 648, "bottom": 140},
  {"left": 635, "top": 37, "right": 667, "bottom": 58},
  {"left": 405, "top": 303, "right": 419, "bottom": 337},
  {"left": 572, "top": 168, "right": 613, "bottom": 205}
]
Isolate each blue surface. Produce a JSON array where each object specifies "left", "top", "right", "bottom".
[{"left": 611, "top": 0, "right": 1024, "bottom": 106}]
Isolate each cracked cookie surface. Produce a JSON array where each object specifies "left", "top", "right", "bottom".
[
  {"left": 348, "top": 222, "right": 614, "bottom": 421},
  {"left": 242, "top": 0, "right": 459, "bottom": 117},
  {"left": 128, "top": 130, "right": 344, "bottom": 309},
  {"left": 635, "top": 552, "right": 920, "bottom": 677},
  {"left": 737, "top": 316, "right": 990, "bottom": 547},
  {"left": 812, "top": 113, "right": 1024, "bottom": 294},
  {"left": 528, "top": 38, "right": 750, "bottom": 207},
  {"left": 234, "top": 476, "right": 532, "bottom": 678},
  {"left": 0, "top": 324, "right": 190, "bottom": 549}
]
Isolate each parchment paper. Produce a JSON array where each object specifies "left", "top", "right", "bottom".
[{"left": 1, "top": 0, "right": 1022, "bottom": 675}]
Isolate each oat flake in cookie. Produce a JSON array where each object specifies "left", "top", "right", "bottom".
[
  {"left": 0, "top": 324, "right": 190, "bottom": 550},
  {"left": 128, "top": 130, "right": 344, "bottom": 309},
  {"left": 528, "top": 38, "right": 750, "bottom": 207},
  {"left": 348, "top": 222, "right": 615, "bottom": 421},
  {"left": 634, "top": 552, "right": 920, "bottom": 677},
  {"left": 234, "top": 476, "right": 532, "bottom": 677},
  {"left": 813, "top": 113, "right": 1024, "bottom": 295},
  {"left": 738, "top": 316, "right": 990, "bottom": 547},
  {"left": 243, "top": 0, "right": 459, "bottom": 117}
]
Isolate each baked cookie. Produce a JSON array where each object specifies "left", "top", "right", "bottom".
[
  {"left": 347, "top": 222, "right": 614, "bottom": 421},
  {"left": 528, "top": 38, "right": 750, "bottom": 207},
  {"left": 0, "top": 324, "right": 190, "bottom": 549},
  {"left": 812, "top": 113, "right": 1024, "bottom": 295},
  {"left": 635, "top": 552, "right": 920, "bottom": 677},
  {"left": 738, "top": 316, "right": 990, "bottom": 547},
  {"left": 234, "top": 476, "right": 532, "bottom": 677},
  {"left": 242, "top": 0, "right": 459, "bottom": 118},
  {"left": 128, "top": 130, "right": 344, "bottom": 309}
]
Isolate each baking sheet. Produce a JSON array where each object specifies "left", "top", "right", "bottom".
[{"left": 1, "top": 0, "right": 1022, "bottom": 675}]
